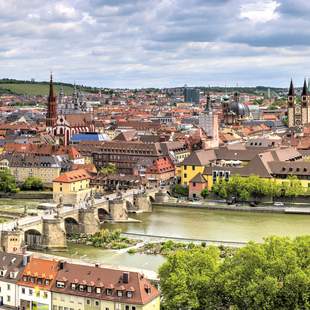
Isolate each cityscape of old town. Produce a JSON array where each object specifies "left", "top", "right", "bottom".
[{"left": 0, "top": 1, "right": 309, "bottom": 309}]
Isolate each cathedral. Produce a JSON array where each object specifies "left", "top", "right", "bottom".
[
  {"left": 57, "top": 84, "right": 93, "bottom": 114},
  {"left": 46, "top": 75, "right": 94, "bottom": 146},
  {"left": 222, "top": 91, "right": 250, "bottom": 125},
  {"left": 287, "top": 79, "right": 310, "bottom": 128}
]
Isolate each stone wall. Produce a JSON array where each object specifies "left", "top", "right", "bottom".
[{"left": 41, "top": 218, "right": 67, "bottom": 250}]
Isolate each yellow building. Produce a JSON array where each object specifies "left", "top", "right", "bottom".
[
  {"left": 53, "top": 169, "right": 92, "bottom": 205},
  {"left": 0, "top": 154, "right": 61, "bottom": 187},
  {"left": 51, "top": 262, "right": 160, "bottom": 310},
  {"left": 179, "top": 149, "right": 216, "bottom": 186}
]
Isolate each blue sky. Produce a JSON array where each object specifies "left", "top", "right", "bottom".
[{"left": 0, "top": 0, "right": 310, "bottom": 88}]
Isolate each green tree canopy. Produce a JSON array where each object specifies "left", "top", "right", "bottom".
[
  {"left": 21, "top": 176, "right": 43, "bottom": 191},
  {"left": 0, "top": 169, "right": 19, "bottom": 193},
  {"left": 99, "top": 163, "right": 117, "bottom": 175},
  {"left": 159, "top": 236, "right": 310, "bottom": 310}
]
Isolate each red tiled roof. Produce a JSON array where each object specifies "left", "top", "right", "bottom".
[{"left": 53, "top": 169, "right": 91, "bottom": 183}]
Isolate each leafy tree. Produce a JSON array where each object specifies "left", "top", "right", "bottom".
[
  {"left": 159, "top": 247, "right": 220, "bottom": 310},
  {"left": 99, "top": 163, "right": 117, "bottom": 175},
  {"left": 0, "top": 169, "right": 19, "bottom": 193},
  {"left": 159, "top": 236, "right": 310, "bottom": 310},
  {"left": 21, "top": 177, "right": 43, "bottom": 191},
  {"left": 172, "top": 184, "right": 189, "bottom": 197},
  {"left": 200, "top": 188, "right": 209, "bottom": 198}
]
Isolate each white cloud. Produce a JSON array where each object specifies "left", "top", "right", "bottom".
[{"left": 240, "top": 0, "right": 280, "bottom": 23}]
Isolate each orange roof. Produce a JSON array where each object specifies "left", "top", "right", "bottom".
[
  {"left": 17, "top": 257, "right": 59, "bottom": 290},
  {"left": 53, "top": 169, "right": 91, "bottom": 183}
]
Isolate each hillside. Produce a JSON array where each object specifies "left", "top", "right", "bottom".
[{"left": 0, "top": 79, "right": 98, "bottom": 96}]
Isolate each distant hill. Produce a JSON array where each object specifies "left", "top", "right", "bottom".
[{"left": 0, "top": 79, "right": 99, "bottom": 96}]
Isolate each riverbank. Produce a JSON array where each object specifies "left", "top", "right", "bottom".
[{"left": 152, "top": 201, "right": 310, "bottom": 214}]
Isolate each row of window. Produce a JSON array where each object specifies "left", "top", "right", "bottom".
[
  {"left": 21, "top": 287, "right": 48, "bottom": 299},
  {"left": 22, "top": 276, "right": 50, "bottom": 286},
  {"left": 56, "top": 282, "right": 133, "bottom": 298}
]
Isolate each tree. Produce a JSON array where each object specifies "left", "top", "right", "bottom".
[
  {"left": 200, "top": 188, "right": 209, "bottom": 198},
  {"left": 0, "top": 169, "right": 19, "bottom": 193},
  {"left": 172, "top": 184, "right": 189, "bottom": 197},
  {"left": 159, "top": 236, "right": 310, "bottom": 310},
  {"left": 21, "top": 177, "right": 43, "bottom": 191},
  {"left": 99, "top": 163, "right": 117, "bottom": 175},
  {"left": 159, "top": 247, "right": 220, "bottom": 310}
]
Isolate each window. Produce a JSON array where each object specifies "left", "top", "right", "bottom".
[
  {"left": 117, "top": 290, "right": 123, "bottom": 297},
  {"left": 56, "top": 281, "right": 65, "bottom": 288},
  {"left": 22, "top": 288, "right": 25, "bottom": 294},
  {"left": 79, "top": 285, "right": 85, "bottom": 291},
  {"left": 23, "top": 276, "right": 27, "bottom": 282},
  {"left": 71, "top": 283, "right": 76, "bottom": 290},
  {"left": 7, "top": 296, "right": 10, "bottom": 302},
  {"left": 86, "top": 299, "right": 90, "bottom": 305},
  {"left": 184, "top": 173, "right": 187, "bottom": 178},
  {"left": 37, "top": 278, "right": 43, "bottom": 285},
  {"left": 95, "top": 301, "right": 99, "bottom": 306},
  {"left": 43, "top": 292, "right": 48, "bottom": 299},
  {"left": 192, "top": 166, "right": 195, "bottom": 171},
  {"left": 132, "top": 307, "right": 136, "bottom": 310},
  {"left": 29, "top": 289, "right": 33, "bottom": 295},
  {"left": 87, "top": 286, "right": 92, "bottom": 293},
  {"left": 192, "top": 182, "right": 196, "bottom": 187},
  {"left": 95, "top": 287, "right": 101, "bottom": 294},
  {"left": 126, "top": 306, "right": 130, "bottom": 310},
  {"left": 106, "top": 288, "right": 112, "bottom": 295},
  {"left": 45, "top": 279, "right": 50, "bottom": 285},
  {"left": 7, "top": 284, "right": 10, "bottom": 290},
  {"left": 126, "top": 291, "right": 133, "bottom": 298},
  {"left": 184, "top": 165, "right": 187, "bottom": 170}
]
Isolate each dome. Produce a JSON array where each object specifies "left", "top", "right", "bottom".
[{"left": 230, "top": 101, "right": 250, "bottom": 117}]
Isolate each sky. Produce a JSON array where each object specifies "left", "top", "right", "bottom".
[{"left": 1, "top": 0, "right": 310, "bottom": 88}]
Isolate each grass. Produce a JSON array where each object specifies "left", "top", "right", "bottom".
[{"left": 0, "top": 83, "right": 77, "bottom": 96}]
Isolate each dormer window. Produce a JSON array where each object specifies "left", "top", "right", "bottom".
[
  {"left": 45, "top": 279, "right": 50, "bottom": 286},
  {"left": 126, "top": 291, "right": 133, "bottom": 298},
  {"left": 106, "top": 288, "right": 112, "bottom": 296},
  {"left": 23, "top": 276, "right": 27, "bottom": 282},
  {"left": 9, "top": 272, "right": 16, "bottom": 279},
  {"left": 117, "top": 290, "right": 123, "bottom": 297},
  {"left": 0, "top": 270, "right": 6, "bottom": 277},
  {"left": 37, "top": 278, "right": 43, "bottom": 285},
  {"left": 87, "top": 286, "right": 92, "bottom": 293},
  {"left": 79, "top": 285, "right": 85, "bottom": 292},
  {"left": 71, "top": 283, "right": 76, "bottom": 290},
  {"left": 56, "top": 281, "right": 65, "bottom": 288},
  {"left": 95, "top": 287, "right": 101, "bottom": 294}
]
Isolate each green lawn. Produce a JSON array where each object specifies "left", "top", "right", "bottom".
[{"left": 0, "top": 83, "right": 76, "bottom": 96}]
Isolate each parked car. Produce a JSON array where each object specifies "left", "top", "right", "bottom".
[{"left": 274, "top": 201, "right": 284, "bottom": 206}]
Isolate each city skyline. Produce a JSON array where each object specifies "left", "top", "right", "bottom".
[{"left": 1, "top": 0, "right": 310, "bottom": 88}]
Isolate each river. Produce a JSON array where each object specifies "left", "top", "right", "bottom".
[{"left": 51, "top": 206, "right": 310, "bottom": 272}]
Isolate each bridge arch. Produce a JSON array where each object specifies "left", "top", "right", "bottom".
[
  {"left": 24, "top": 229, "right": 42, "bottom": 249},
  {"left": 64, "top": 217, "right": 79, "bottom": 236},
  {"left": 97, "top": 208, "right": 110, "bottom": 222}
]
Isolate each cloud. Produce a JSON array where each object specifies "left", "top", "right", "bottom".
[{"left": 0, "top": 0, "right": 309, "bottom": 88}]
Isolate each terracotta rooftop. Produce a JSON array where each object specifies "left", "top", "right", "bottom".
[{"left": 53, "top": 169, "right": 91, "bottom": 183}]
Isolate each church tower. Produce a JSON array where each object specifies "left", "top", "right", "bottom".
[
  {"left": 46, "top": 74, "right": 57, "bottom": 129},
  {"left": 301, "top": 78, "right": 310, "bottom": 125},
  {"left": 287, "top": 79, "right": 296, "bottom": 128}
]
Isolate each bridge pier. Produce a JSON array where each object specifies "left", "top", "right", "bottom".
[
  {"left": 41, "top": 218, "right": 67, "bottom": 251},
  {"left": 109, "top": 199, "right": 128, "bottom": 221},
  {"left": 133, "top": 193, "right": 152, "bottom": 212},
  {"left": 154, "top": 189, "right": 169, "bottom": 203},
  {"left": 78, "top": 207, "right": 100, "bottom": 235}
]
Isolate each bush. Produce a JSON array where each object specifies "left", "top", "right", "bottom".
[
  {"left": 21, "top": 177, "right": 43, "bottom": 191},
  {"left": 201, "top": 188, "right": 209, "bottom": 198},
  {"left": 0, "top": 169, "right": 19, "bottom": 193},
  {"left": 172, "top": 184, "right": 189, "bottom": 197}
]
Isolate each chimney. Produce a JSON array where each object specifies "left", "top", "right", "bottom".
[
  {"left": 122, "top": 272, "right": 129, "bottom": 284},
  {"left": 95, "top": 263, "right": 99, "bottom": 268},
  {"left": 59, "top": 261, "right": 65, "bottom": 270},
  {"left": 22, "top": 254, "right": 31, "bottom": 267}
]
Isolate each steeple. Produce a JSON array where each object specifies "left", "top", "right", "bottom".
[
  {"left": 302, "top": 78, "right": 308, "bottom": 96},
  {"left": 46, "top": 73, "right": 57, "bottom": 127},
  {"left": 288, "top": 79, "right": 295, "bottom": 96}
]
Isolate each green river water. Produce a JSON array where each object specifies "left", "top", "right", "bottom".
[{"left": 52, "top": 206, "right": 310, "bottom": 272}]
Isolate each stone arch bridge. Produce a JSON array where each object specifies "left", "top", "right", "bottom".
[{"left": 0, "top": 190, "right": 159, "bottom": 251}]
